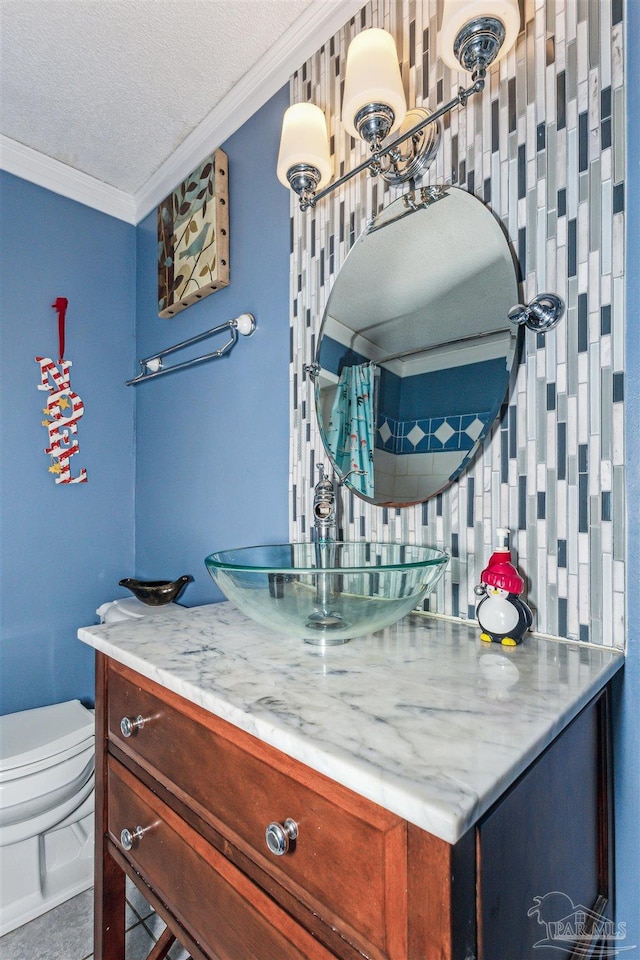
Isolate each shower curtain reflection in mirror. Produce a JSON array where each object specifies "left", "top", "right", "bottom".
[{"left": 325, "top": 363, "right": 375, "bottom": 497}]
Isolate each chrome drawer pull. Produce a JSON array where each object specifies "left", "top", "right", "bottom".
[
  {"left": 120, "top": 825, "right": 146, "bottom": 851},
  {"left": 120, "top": 715, "right": 146, "bottom": 738},
  {"left": 265, "top": 818, "right": 298, "bottom": 856}
]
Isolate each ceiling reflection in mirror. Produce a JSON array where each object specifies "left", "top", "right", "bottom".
[{"left": 315, "top": 187, "right": 519, "bottom": 506}]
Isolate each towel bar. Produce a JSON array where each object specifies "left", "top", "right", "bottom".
[{"left": 126, "top": 313, "right": 255, "bottom": 386}]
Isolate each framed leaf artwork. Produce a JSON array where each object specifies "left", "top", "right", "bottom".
[{"left": 157, "top": 149, "right": 229, "bottom": 318}]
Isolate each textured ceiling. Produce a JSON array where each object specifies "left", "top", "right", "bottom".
[{"left": 0, "top": 0, "right": 318, "bottom": 194}]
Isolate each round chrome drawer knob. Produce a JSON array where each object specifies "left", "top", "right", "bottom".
[
  {"left": 265, "top": 818, "right": 298, "bottom": 856},
  {"left": 120, "top": 826, "right": 145, "bottom": 851},
  {"left": 120, "top": 715, "right": 145, "bottom": 738}
]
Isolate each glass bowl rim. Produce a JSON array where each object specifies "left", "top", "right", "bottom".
[{"left": 205, "top": 541, "right": 449, "bottom": 576}]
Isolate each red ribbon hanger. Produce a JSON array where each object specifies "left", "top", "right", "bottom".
[{"left": 51, "top": 297, "right": 68, "bottom": 361}]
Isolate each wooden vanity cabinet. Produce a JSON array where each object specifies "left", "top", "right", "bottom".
[{"left": 94, "top": 655, "right": 613, "bottom": 960}]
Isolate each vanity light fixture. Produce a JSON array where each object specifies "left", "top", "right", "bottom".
[
  {"left": 276, "top": 103, "right": 333, "bottom": 202},
  {"left": 277, "top": 0, "right": 520, "bottom": 210}
]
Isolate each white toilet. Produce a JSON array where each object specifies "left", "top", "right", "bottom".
[
  {"left": 0, "top": 699, "right": 95, "bottom": 935},
  {"left": 0, "top": 598, "right": 173, "bottom": 935}
]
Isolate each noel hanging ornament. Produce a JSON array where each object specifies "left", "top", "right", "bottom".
[{"left": 35, "top": 298, "right": 87, "bottom": 484}]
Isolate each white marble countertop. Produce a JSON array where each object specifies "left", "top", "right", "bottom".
[{"left": 78, "top": 601, "right": 623, "bottom": 845}]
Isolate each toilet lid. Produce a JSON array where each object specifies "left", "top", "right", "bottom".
[
  {"left": 98, "top": 597, "right": 172, "bottom": 623},
  {"left": 0, "top": 699, "right": 94, "bottom": 776}
]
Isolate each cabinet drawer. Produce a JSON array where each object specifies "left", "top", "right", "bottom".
[
  {"left": 108, "top": 758, "right": 336, "bottom": 960},
  {"left": 108, "top": 662, "right": 407, "bottom": 960}
]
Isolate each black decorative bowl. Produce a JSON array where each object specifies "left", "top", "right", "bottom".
[{"left": 118, "top": 575, "right": 193, "bottom": 606}]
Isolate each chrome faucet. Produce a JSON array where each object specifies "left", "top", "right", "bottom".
[
  {"left": 310, "top": 464, "right": 365, "bottom": 634},
  {"left": 313, "top": 464, "right": 367, "bottom": 542},
  {"left": 313, "top": 465, "right": 337, "bottom": 542}
]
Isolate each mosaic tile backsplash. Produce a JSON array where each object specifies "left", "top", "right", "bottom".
[{"left": 288, "top": 0, "right": 626, "bottom": 648}]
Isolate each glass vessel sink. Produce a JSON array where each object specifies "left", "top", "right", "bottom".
[{"left": 205, "top": 542, "right": 448, "bottom": 644}]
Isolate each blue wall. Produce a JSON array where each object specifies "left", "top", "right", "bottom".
[
  {"left": 0, "top": 172, "right": 136, "bottom": 714},
  {"left": 133, "top": 88, "right": 291, "bottom": 607},
  {"left": 0, "top": 89, "right": 291, "bottom": 713},
  {"left": 614, "top": 0, "right": 640, "bottom": 941}
]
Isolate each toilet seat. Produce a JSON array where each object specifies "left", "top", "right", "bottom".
[
  {"left": 0, "top": 700, "right": 95, "bottom": 836},
  {"left": 0, "top": 734, "right": 94, "bottom": 783},
  {"left": 0, "top": 761, "right": 94, "bottom": 845},
  {"left": 0, "top": 699, "right": 94, "bottom": 778},
  {"left": 0, "top": 748, "right": 94, "bottom": 829}
]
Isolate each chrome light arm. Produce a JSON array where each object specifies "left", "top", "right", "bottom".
[{"left": 295, "top": 78, "right": 483, "bottom": 211}]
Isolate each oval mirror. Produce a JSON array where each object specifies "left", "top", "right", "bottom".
[{"left": 314, "top": 187, "right": 519, "bottom": 506}]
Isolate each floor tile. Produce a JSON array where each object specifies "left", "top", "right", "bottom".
[
  {"left": 167, "top": 938, "right": 191, "bottom": 960},
  {"left": 0, "top": 883, "right": 189, "bottom": 960},
  {"left": 0, "top": 890, "right": 93, "bottom": 960},
  {"left": 126, "top": 877, "right": 154, "bottom": 922},
  {"left": 168, "top": 940, "right": 191, "bottom": 960},
  {"left": 141, "top": 910, "right": 165, "bottom": 940},
  {"left": 126, "top": 921, "right": 157, "bottom": 960},
  {"left": 142, "top": 915, "right": 190, "bottom": 960}
]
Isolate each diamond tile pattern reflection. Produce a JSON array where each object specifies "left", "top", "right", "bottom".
[
  {"left": 464, "top": 417, "right": 484, "bottom": 442},
  {"left": 407, "top": 423, "right": 427, "bottom": 447},
  {"left": 433, "top": 421, "right": 455, "bottom": 446}
]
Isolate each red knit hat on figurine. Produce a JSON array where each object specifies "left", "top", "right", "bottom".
[{"left": 481, "top": 549, "right": 525, "bottom": 595}]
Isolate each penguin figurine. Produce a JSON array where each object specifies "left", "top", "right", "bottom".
[{"left": 474, "top": 529, "right": 533, "bottom": 646}]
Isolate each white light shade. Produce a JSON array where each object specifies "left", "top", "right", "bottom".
[
  {"left": 439, "top": 0, "right": 521, "bottom": 71},
  {"left": 276, "top": 103, "right": 332, "bottom": 190},
  {"left": 341, "top": 28, "right": 407, "bottom": 140}
]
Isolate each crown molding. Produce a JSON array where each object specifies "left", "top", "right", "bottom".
[
  {"left": 0, "top": 135, "right": 137, "bottom": 223},
  {"left": 1, "top": 0, "right": 363, "bottom": 225},
  {"left": 133, "top": 0, "right": 365, "bottom": 222}
]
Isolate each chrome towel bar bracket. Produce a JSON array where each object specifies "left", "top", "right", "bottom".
[
  {"left": 126, "top": 313, "right": 256, "bottom": 386},
  {"left": 508, "top": 295, "right": 565, "bottom": 333}
]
